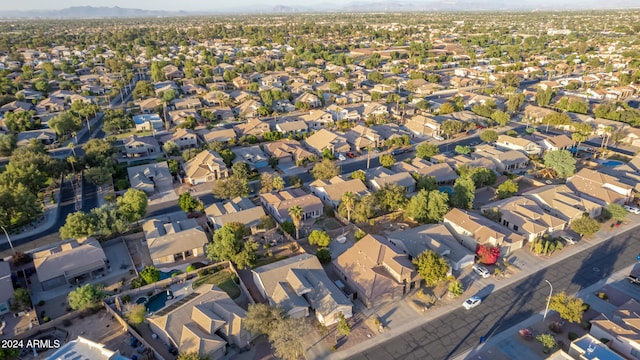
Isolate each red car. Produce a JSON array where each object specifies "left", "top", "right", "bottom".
[{"left": 347, "top": 152, "right": 356, "bottom": 158}]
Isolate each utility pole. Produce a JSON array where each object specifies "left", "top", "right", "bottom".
[
  {"left": 543, "top": 280, "right": 553, "bottom": 321},
  {"left": 1, "top": 226, "right": 15, "bottom": 254}
]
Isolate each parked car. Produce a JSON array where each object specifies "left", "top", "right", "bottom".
[
  {"left": 337, "top": 153, "right": 346, "bottom": 161},
  {"left": 391, "top": 148, "right": 405, "bottom": 155},
  {"left": 462, "top": 295, "right": 482, "bottom": 310},
  {"left": 560, "top": 235, "right": 575, "bottom": 245},
  {"left": 347, "top": 152, "right": 356, "bottom": 159},
  {"left": 433, "top": 135, "right": 444, "bottom": 141},
  {"left": 624, "top": 205, "right": 640, "bottom": 214},
  {"left": 472, "top": 264, "right": 491, "bottom": 278}
]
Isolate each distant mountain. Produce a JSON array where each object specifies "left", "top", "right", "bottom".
[
  {"left": 0, "top": 6, "right": 190, "bottom": 19},
  {"left": 337, "top": 0, "right": 639, "bottom": 11}
]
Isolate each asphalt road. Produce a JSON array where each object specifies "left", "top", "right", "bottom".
[{"left": 347, "top": 229, "right": 640, "bottom": 360}]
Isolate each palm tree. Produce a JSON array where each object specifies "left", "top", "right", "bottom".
[
  {"left": 341, "top": 192, "right": 356, "bottom": 223},
  {"left": 289, "top": 205, "right": 304, "bottom": 240},
  {"left": 601, "top": 126, "right": 614, "bottom": 149}
]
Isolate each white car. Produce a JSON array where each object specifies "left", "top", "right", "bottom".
[
  {"left": 337, "top": 153, "right": 346, "bottom": 161},
  {"left": 463, "top": 296, "right": 482, "bottom": 310},
  {"left": 624, "top": 205, "right": 640, "bottom": 214},
  {"left": 472, "top": 264, "right": 491, "bottom": 278},
  {"left": 561, "top": 235, "right": 575, "bottom": 245},
  {"left": 433, "top": 135, "right": 444, "bottom": 141}
]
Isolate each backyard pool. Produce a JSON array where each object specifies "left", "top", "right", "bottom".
[
  {"left": 147, "top": 290, "right": 174, "bottom": 312},
  {"left": 159, "top": 269, "right": 181, "bottom": 280},
  {"left": 135, "top": 296, "right": 148, "bottom": 305},
  {"left": 439, "top": 186, "right": 454, "bottom": 195},
  {"left": 600, "top": 160, "right": 624, "bottom": 167}
]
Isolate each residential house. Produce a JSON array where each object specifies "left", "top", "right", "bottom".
[
  {"left": 147, "top": 284, "right": 250, "bottom": 360},
  {"left": 345, "top": 125, "right": 383, "bottom": 151},
  {"left": 567, "top": 335, "right": 624, "bottom": 360},
  {"left": 252, "top": 254, "right": 353, "bottom": 326},
  {"left": 234, "top": 118, "right": 270, "bottom": 138},
  {"left": 333, "top": 234, "right": 418, "bottom": 309},
  {"left": 203, "top": 91, "right": 231, "bottom": 107},
  {"left": 480, "top": 196, "right": 567, "bottom": 242},
  {"left": 260, "top": 188, "right": 323, "bottom": 223},
  {"left": 405, "top": 114, "right": 441, "bottom": 137},
  {"left": 567, "top": 168, "right": 634, "bottom": 207},
  {"left": 294, "top": 93, "right": 322, "bottom": 108},
  {"left": 523, "top": 105, "right": 557, "bottom": 124},
  {"left": 622, "top": 127, "right": 640, "bottom": 147},
  {"left": 181, "top": 83, "right": 207, "bottom": 96},
  {"left": 589, "top": 298, "right": 640, "bottom": 359},
  {"left": 233, "top": 146, "right": 269, "bottom": 169},
  {"left": 524, "top": 185, "right": 602, "bottom": 223},
  {"left": 528, "top": 133, "right": 574, "bottom": 153},
  {"left": 168, "top": 109, "right": 201, "bottom": 127},
  {"left": 299, "top": 110, "right": 333, "bottom": 130},
  {"left": 472, "top": 145, "right": 530, "bottom": 173},
  {"left": 172, "top": 97, "right": 202, "bottom": 110},
  {"left": 0, "top": 262, "right": 14, "bottom": 314},
  {"left": 232, "top": 75, "right": 250, "bottom": 89},
  {"left": 162, "top": 64, "right": 184, "bottom": 80},
  {"left": 263, "top": 139, "right": 316, "bottom": 165},
  {"left": 127, "top": 162, "right": 172, "bottom": 195},
  {"left": 34, "top": 239, "right": 108, "bottom": 290},
  {"left": 393, "top": 158, "right": 459, "bottom": 185},
  {"left": 161, "top": 128, "right": 199, "bottom": 150},
  {"left": 16, "top": 128, "right": 57, "bottom": 147},
  {"left": 182, "top": 150, "right": 229, "bottom": 185},
  {"left": 122, "top": 135, "right": 160, "bottom": 158},
  {"left": 431, "top": 153, "right": 498, "bottom": 173},
  {"left": 362, "top": 102, "right": 389, "bottom": 120},
  {"left": 133, "top": 113, "right": 164, "bottom": 131},
  {"left": 203, "top": 106, "right": 235, "bottom": 122},
  {"left": 0, "top": 100, "right": 34, "bottom": 116},
  {"left": 275, "top": 120, "right": 308, "bottom": 136},
  {"left": 388, "top": 224, "right": 475, "bottom": 271},
  {"left": 154, "top": 81, "right": 180, "bottom": 96},
  {"left": 143, "top": 216, "right": 208, "bottom": 266},
  {"left": 36, "top": 97, "right": 65, "bottom": 114},
  {"left": 443, "top": 208, "right": 526, "bottom": 256},
  {"left": 200, "top": 128, "right": 237, "bottom": 144},
  {"left": 304, "top": 128, "right": 350, "bottom": 155},
  {"left": 495, "top": 135, "right": 542, "bottom": 156},
  {"left": 135, "top": 98, "right": 163, "bottom": 114},
  {"left": 234, "top": 99, "right": 261, "bottom": 118},
  {"left": 206, "top": 197, "right": 265, "bottom": 233},
  {"left": 309, "top": 176, "right": 369, "bottom": 208},
  {"left": 366, "top": 167, "right": 416, "bottom": 193}
]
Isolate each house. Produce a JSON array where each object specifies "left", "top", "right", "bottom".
[
  {"left": 16, "top": 128, "right": 57, "bottom": 147},
  {"left": 0, "top": 100, "right": 34, "bottom": 115},
  {"left": 133, "top": 113, "right": 164, "bottom": 131},
  {"left": 168, "top": 109, "right": 201, "bottom": 127},
  {"left": 162, "top": 64, "right": 184, "bottom": 80},
  {"left": 143, "top": 216, "right": 208, "bottom": 266},
  {"left": 275, "top": 120, "right": 308, "bottom": 136},
  {"left": 200, "top": 128, "right": 237, "bottom": 144},
  {"left": 432, "top": 153, "right": 498, "bottom": 173},
  {"left": 622, "top": 127, "right": 640, "bottom": 147},
  {"left": 405, "top": 114, "right": 441, "bottom": 137},
  {"left": 127, "top": 162, "right": 172, "bottom": 195},
  {"left": 480, "top": 196, "right": 567, "bottom": 242},
  {"left": 233, "top": 146, "right": 269, "bottom": 169},
  {"left": 260, "top": 188, "right": 323, "bottom": 223},
  {"left": 233, "top": 118, "right": 270, "bottom": 138},
  {"left": 345, "top": 125, "right": 383, "bottom": 151},
  {"left": 205, "top": 197, "right": 266, "bottom": 233},
  {"left": 252, "top": 254, "right": 353, "bottom": 326},
  {"left": 304, "top": 128, "right": 350, "bottom": 155},
  {"left": 147, "top": 284, "right": 250, "bottom": 360},
  {"left": 172, "top": 97, "right": 202, "bottom": 110},
  {"left": 122, "top": 135, "right": 160, "bottom": 158},
  {"left": 309, "top": 176, "right": 369, "bottom": 208},
  {"left": 472, "top": 145, "right": 530, "bottom": 173},
  {"left": 182, "top": 150, "right": 229, "bottom": 185},
  {"left": 529, "top": 133, "right": 574, "bottom": 152},
  {"left": 589, "top": 298, "right": 640, "bottom": 359},
  {"left": 523, "top": 105, "right": 557, "bottom": 123},
  {"left": 524, "top": 185, "right": 602, "bottom": 223},
  {"left": 298, "top": 110, "right": 333, "bottom": 130},
  {"left": 294, "top": 92, "right": 322, "bottom": 108},
  {"left": 161, "top": 128, "right": 199, "bottom": 150},
  {"left": 388, "top": 224, "right": 475, "bottom": 271},
  {"left": 36, "top": 97, "right": 65, "bottom": 114},
  {"left": 0, "top": 262, "right": 14, "bottom": 314},
  {"left": 567, "top": 334, "right": 624, "bottom": 360},
  {"left": 366, "top": 167, "right": 416, "bottom": 193},
  {"left": 333, "top": 234, "right": 418, "bottom": 309},
  {"left": 46, "top": 337, "right": 131, "bottom": 360},
  {"left": 234, "top": 99, "right": 261, "bottom": 118},
  {"left": 443, "top": 208, "right": 526, "bottom": 256},
  {"left": 203, "top": 106, "right": 235, "bottom": 122},
  {"left": 567, "top": 168, "right": 634, "bottom": 206},
  {"left": 34, "top": 239, "right": 108, "bottom": 290},
  {"left": 135, "top": 97, "right": 163, "bottom": 114},
  {"left": 262, "top": 139, "right": 316, "bottom": 165},
  {"left": 393, "top": 158, "right": 458, "bottom": 185},
  {"left": 495, "top": 135, "right": 542, "bottom": 156}
]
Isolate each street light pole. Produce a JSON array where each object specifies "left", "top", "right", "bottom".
[
  {"left": 1, "top": 225, "right": 15, "bottom": 255},
  {"left": 543, "top": 279, "right": 553, "bottom": 321}
]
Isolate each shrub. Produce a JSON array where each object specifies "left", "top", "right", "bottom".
[
  {"left": 354, "top": 229, "right": 366, "bottom": 241},
  {"left": 597, "top": 292, "right": 608, "bottom": 300},
  {"left": 37, "top": 300, "right": 45, "bottom": 306},
  {"left": 582, "top": 303, "right": 590, "bottom": 312},
  {"left": 448, "top": 281, "right": 464, "bottom": 297},
  {"left": 549, "top": 322, "right": 563, "bottom": 334},
  {"left": 186, "top": 265, "right": 196, "bottom": 272},
  {"left": 122, "top": 294, "right": 131, "bottom": 303},
  {"left": 198, "top": 269, "right": 210, "bottom": 278},
  {"left": 476, "top": 245, "right": 500, "bottom": 265},
  {"left": 43, "top": 316, "right": 50, "bottom": 322},
  {"left": 568, "top": 332, "right": 578, "bottom": 341}
]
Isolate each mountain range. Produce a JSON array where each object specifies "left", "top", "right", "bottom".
[{"left": 1, "top": 2, "right": 639, "bottom": 19}]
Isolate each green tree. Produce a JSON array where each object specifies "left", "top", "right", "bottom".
[
  {"left": 454, "top": 145, "right": 472, "bottom": 155},
  {"left": 440, "top": 120, "right": 464, "bottom": 138},
  {"left": 536, "top": 87, "right": 555, "bottom": 107},
  {"left": 232, "top": 162, "right": 251, "bottom": 179},
  {"left": 336, "top": 313, "right": 351, "bottom": 340},
  {"left": 536, "top": 334, "right": 557, "bottom": 352},
  {"left": 480, "top": 129, "right": 499, "bottom": 143},
  {"left": 351, "top": 170, "right": 367, "bottom": 183},
  {"left": 212, "top": 175, "right": 249, "bottom": 199},
  {"left": 140, "top": 266, "right": 160, "bottom": 284},
  {"left": 496, "top": 179, "right": 519, "bottom": 199},
  {"left": 4, "top": 110, "right": 37, "bottom": 133},
  {"left": 272, "top": 176, "right": 285, "bottom": 191},
  {"left": 85, "top": 166, "right": 112, "bottom": 186},
  {"left": 416, "top": 142, "right": 439, "bottom": 160},
  {"left": 543, "top": 150, "right": 576, "bottom": 178},
  {"left": 289, "top": 205, "right": 304, "bottom": 240},
  {"left": 448, "top": 281, "right": 464, "bottom": 297},
  {"left": 413, "top": 250, "right": 449, "bottom": 286},
  {"left": 59, "top": 211, "right": 97, "bottom": 239},
  {"left": 116, "top": 189, "right": 148, "bottom": 222},
  {"left": 11, "top": 288, "right": 32, "bottom": 311},
  {"left": 316, "top": 248, "right": 332, "bottom": 264},
  {"left": 507, "top": 93, "right": 525, "bottom": 113},
  {"left": 451, "top": 177, "right": 475, "bottom": 210},
  {"left": 308, "top": 230, "right": 331, "bottom": 247},
  {"left": 414, "top": 174, "right": 438, "bottom": 192},
  {"left": 379, "top": 154, "right": 396, "bottom": 168},
  {"left": 571, "top": 215, "right": 600, "bottom": 236},
  {"left": 49, "top": 111, "right": 82, "bottom": 136},
  {"left": 244, "top": 304, "right": 284, "bottom": 336},
  {"left": 311, "top": 158, "right": 339, "bottom": 180},
  {"left": 163, "top": 141, "right": 180, "bottom": 156},
  {"left": 270, "top": 317, "right": 306, "bottom": 360},
  {"left": 67, "top": 283, "right": 105, "bottom": 310},
  {"left": 376, "top": 183, "right": 408, "bottom": 211},
  {"left": 126, "top": 303, "right": 147, "bottom": 325},
  {"left": 177, "top": 352, "right": 210, "bottom": 360},
  {"left": 0, "top": 133, "right": 17, "bottom": 156},
  {"left": 605, "top": 203, "right": 628, "bottom": 221},
  {"left": 491, "top": 110, "right": 510, "bottom": 126},
  {"left": 341, "top": 191, "right": 356, "bottom": 222},
  {"left": 548, "top": 291, "right": 585, "bottom": 323},
  {"left": 178, "top": 192, "right": 204, "bottom": 213}
]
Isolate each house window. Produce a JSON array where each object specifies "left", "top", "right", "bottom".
[{"left": 513, "top": 225, "right": 519, "bottom": 232}]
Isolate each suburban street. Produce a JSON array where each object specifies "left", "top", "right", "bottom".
[{"left": 345, "top": 229, "right": 640, "bottom": 360}]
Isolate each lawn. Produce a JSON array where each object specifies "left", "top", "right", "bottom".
[
  {"left": 253, "top": 254, "right": 288, "bottom": 268},
  {"left": 192, "top": 270, "right": 241, "bottom": 299}
]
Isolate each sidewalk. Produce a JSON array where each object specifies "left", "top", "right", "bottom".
[
  {"left": 3, "top": 185, "right": 62, "bottom": 243},
  {"left": 326, "top": 214, "right": 640, "bottom": 360}
]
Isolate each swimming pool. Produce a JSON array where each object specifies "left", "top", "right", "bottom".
[
  {"left": 135, "top": 296, "right": 148, "bottom": 305},
  {"left": 600, "top": 160, "right": 624, "bottom": 167},
  {"left": 439, "top": 186, "right": 454, "bottom": 195},
  {"left": 159, "top": 269, "right": 181, "bottom": 280},
  {"left": 147, "top": 290, "right": 174, "bottom": 312}
]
